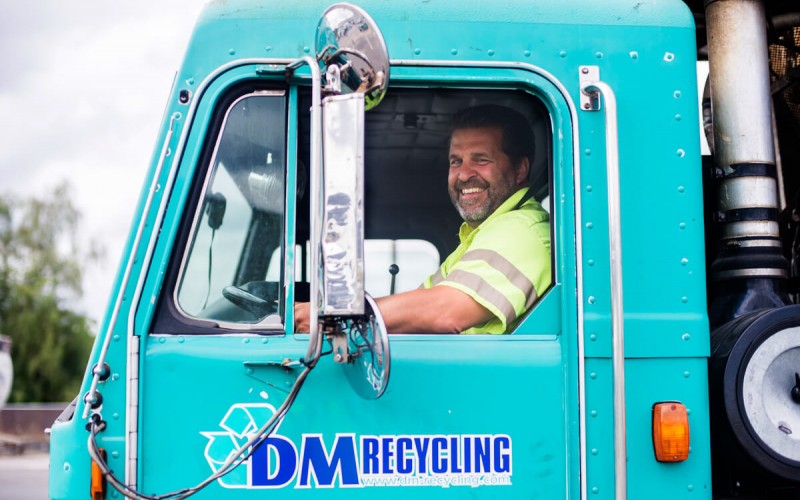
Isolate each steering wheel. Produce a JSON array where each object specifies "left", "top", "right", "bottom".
[{"left": 222, "top": 281, "right": 279, "bottom": 318}]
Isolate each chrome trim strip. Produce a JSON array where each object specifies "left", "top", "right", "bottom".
[
  {"left": 582, "top": 79, "right": 626, "bottom": 500},
  {"left": 125, "top": 335, "right": 139, "bottom": 485},
  {"left": 287, "top": 56, "right": 324, "bottom": 366},
  {"left": 391, "top": 58, "right": 587, "bottom": 500}
]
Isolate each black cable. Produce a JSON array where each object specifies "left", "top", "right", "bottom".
[{"left": 87, "top": 362, "right": 315, "bottom": 499}]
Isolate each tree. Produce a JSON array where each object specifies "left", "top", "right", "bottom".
[{"left": 0, "top": 183, "right": 101, "bottom": 402}]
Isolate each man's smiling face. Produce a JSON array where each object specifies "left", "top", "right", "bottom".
[{"left": 448, "top": 126, "right": 527, "bottom": 227}]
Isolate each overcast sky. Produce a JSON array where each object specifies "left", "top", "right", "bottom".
[{"left": 1, "top": 1, "right": 207, "bottom": 326}]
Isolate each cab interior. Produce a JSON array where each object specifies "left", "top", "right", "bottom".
[{"left": 153, "top": 85, "right": 552, "bottom": 333}]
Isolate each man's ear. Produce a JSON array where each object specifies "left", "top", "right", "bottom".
[{"left": 515, "top": 157, "right": 530, "bottom": 186}]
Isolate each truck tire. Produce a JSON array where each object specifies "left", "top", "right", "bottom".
[{"left": 710, "top": 305, "right": 800, "bottom": 482}]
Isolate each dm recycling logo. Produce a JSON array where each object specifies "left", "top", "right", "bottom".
[{"left": 201, "top": 402, "right": 513, "bottom": 489}]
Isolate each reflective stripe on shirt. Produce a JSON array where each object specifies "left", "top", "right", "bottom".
[
  {"left": 459, "top": 249, "right": 539, "bottom": 309},
  {"left": 442, "top": 269, "right": 517, "bottom": 326}
]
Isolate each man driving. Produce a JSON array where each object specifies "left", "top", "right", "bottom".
[{"left": 296, "top": 104, "right": 551, "bottom": 334}]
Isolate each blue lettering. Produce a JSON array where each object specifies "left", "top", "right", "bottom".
[
  {"left": 494, "top": 436, "right": 511, "bottom": 473},
  {"left": 432, "top": 437, "right": 448, "bottom": 474},
  {"left": 381, "top": 437, "right": 395, "bottom": 474},
  {"left": 396, "top": 438, "right": 413, "bottom": 474},
  {"left": 298, "top": 435, "right": 359, "bottom": 487},
  {"left": 361, "top": 437, "right": 379, "bottom": 474},
  {"left": 464, "top": 437, "right": 472, "bottom": 473},
  {"left": 413, "top": 437, "right": 430, "bottom": 474},
  {"left": 450, "top": 436, "right": 462, "bottom": 473},
  {"left": 246, "top": 431, "right": 511, "bottom": 488},
  {"left": 474, "top": 437, "right": 491, "bottom": 473},
  {"left": 251, "top": 436, "right": 297, "bottom": 487}
]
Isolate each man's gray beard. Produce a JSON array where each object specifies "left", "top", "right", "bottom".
[
  {"left": 451, "top": 182, "right": 518, "bottom": 226},
  {"left": 456, "top": 203, "right": 491, "bottom": 225}
]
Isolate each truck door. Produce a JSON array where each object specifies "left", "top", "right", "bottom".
[
  {"left": 135, "top": 64, "right": 582, "bottom": 498},
  {"left": 137, "top": 78, "right": 301, "bottom": 492}
]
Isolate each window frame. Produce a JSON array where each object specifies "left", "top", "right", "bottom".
[
  {"left": 152, "top": 82, "right": 289, "bottom": 335},
  {"left": 152, "top": 71, "right": 566, "bottom": 337},
  {"left": 291, "top": 83, "right": 558, "bottom": 335}
]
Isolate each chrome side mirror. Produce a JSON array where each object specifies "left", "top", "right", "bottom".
[
  {"left": 316, "top": 3, "right": 390, "bottom": 110},
  {"left": 318, "top": 4, "right": 391, "bottom": 399},
  {"left": 287, "top": 3, "right": 391, "bottom": 398},
  {"left": 320, "top": 93, "right": 365, "bottom": 317}
]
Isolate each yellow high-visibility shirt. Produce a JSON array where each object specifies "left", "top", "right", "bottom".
[{"left": 423, "top": 187, "right": 551, "bottom": 334}]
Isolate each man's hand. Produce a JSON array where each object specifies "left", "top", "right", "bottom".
[{"left": 294, "top": 301, "right": 311, "bottom": 332}]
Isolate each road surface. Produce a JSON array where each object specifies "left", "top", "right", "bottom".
[{"left": 0, "top": 452, "right": 48, "bottom": 499}]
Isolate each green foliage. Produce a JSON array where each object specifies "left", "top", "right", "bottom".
[{"left": 0, "top": 183, "right": 101, "bottom": 403}]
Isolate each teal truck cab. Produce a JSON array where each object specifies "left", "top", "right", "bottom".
[{"left": 48, "top": 1, "right": 800, "bottom": 499}]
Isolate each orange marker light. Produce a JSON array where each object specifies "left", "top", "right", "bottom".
[
  {"left": 91, "top": 448, "right": 107, "bottom": 500},
  {"left": 652, "top": 402, "right": 690, "bottom": 462}
]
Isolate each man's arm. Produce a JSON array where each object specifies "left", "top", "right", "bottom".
[{"left": 293, "top": 286, "right": 493, "bottom": 334}]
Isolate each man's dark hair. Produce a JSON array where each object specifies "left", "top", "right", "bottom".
[{"left": 450, "top": 104, "right": 536, "bottom": 169}]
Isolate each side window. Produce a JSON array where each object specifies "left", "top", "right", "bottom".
[
  {"left": 295, "top": 87, "right": 553, "bottom": 331},
  {"left": 174, "top": 90, "right": 286, "bottom": 328},
  {"left": 364, "top": 239, "right": 440, "bottom": 296}
]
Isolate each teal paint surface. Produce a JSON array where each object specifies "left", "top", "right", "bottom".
[
  {"left": 48, "top": 0, "right": 713, "bottom": 498},
  {"left": 584, "top": 358, "right": 712, "bottom": 498},
  {"left": 138, "top": 335, "right": 566, "bottom": 497}
]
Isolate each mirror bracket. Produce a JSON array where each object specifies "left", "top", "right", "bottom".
[
  {"left": 325, "top": 65, "right": 342, "bottom": 94},
  {"left": 325, "top": 294, "right": 390, "bottom": 399},
  {"left": 329, "top": 330, "right": 352, "bottom": 364}
]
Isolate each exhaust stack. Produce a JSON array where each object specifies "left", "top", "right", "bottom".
[{"left": 705, "top": 0, "right": 790, "bottom": 326}]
